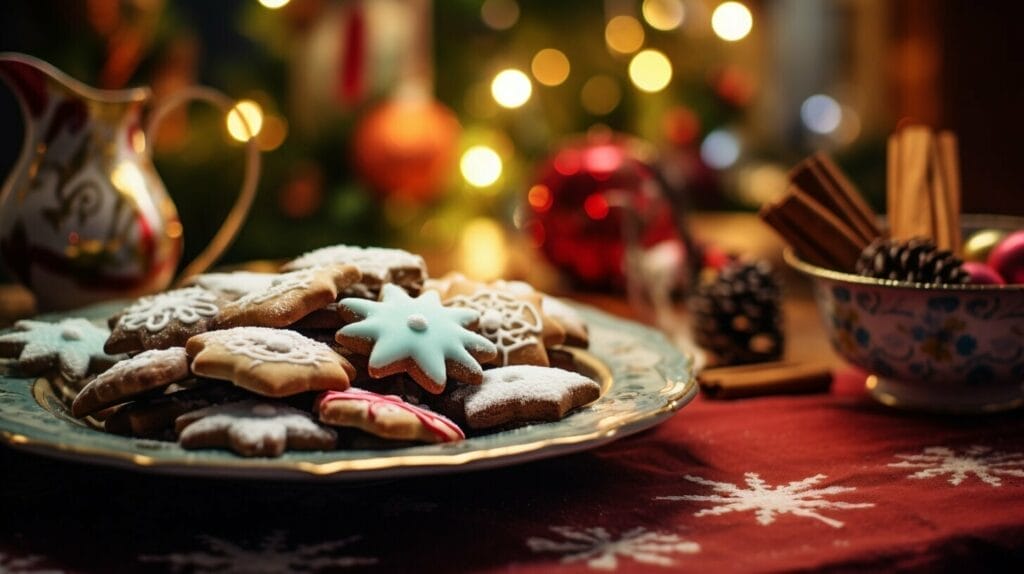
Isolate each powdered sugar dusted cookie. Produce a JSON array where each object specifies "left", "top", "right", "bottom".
[
  {"left": 176, "top": 400, "right": 337, "bottom": 457},
  {"left": 282, "top": 244, "right": 427, "bottom": 298},
  {"left": 445, "top": 365, "right": 601, "bottom": 429},
  {"left": 318, "top": 388, "right": 464, "bottom": 443},
  {"left": 185, "top": 271, "right": 279, "bottom": 301},
  {"left": 213, "top": 265, "right": 360, "bottom": 329},
  {"left": 187, "top": 327, "right": 355, "bottom": 398},
  {"left": 336, "top": 284, "right": 497, "bottom": 393},
  {"left": 72, "top": 347, "right": 191, "bottom": 417},
  {"left": 0, "top": 318, "right": 120, "bottom": 380},
  {"left": 106, "top": 287, "right": 224, "bottom": 354}
]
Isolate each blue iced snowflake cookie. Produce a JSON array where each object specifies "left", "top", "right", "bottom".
[{"left": 0, "top": 318, "right": 121, "bottom": 380}]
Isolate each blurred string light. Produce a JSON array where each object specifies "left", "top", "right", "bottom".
[
  {"left": 711, "top": 2, "right": 753, "bottom": 42},
  {"left": 257, "top": 115, "right": 288, "bottom": 151},
  {"left": 531, "top": 49, "right": 570, "bottom": 86},
  {"left": 491, "top": 69, "right": 532, "bottom": 108},
  {"left": 580, "top": 75, "right": 622, "bottom": 115},
  {"left": 226, "top": 99, "right": 263, "bottom": 142},
  {"left": 460, "top": 145, "right": 503, "bottom": 188},
  {"left": 700, "top": 129, "right": 741, "bottom": 169},
  {"left": 628, "top": 49, "right": 672, "bottom": 93},
  {"left": 642, "top": 0, "right": 686, "bottom": 31},
  {"left": 257, "top": 0, "right": 290, "bottom": 9},
  {"left": 459, "top": 218, "right": 508, "bottom": 280},
  {"left": 605, "top": 15, "right": 645, "bottom": 54},
  {"left": 800, "top": 94, "right": 842, "bottom": 134},
  {"left": 481, "top": 0, "right": 520, "bottom": 30}
]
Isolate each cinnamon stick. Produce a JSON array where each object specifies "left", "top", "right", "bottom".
[
  {"left": 789, "top": 154, "right": 881, "bottom": 245},
  {"left": 887, "top": 134, "right": 901, "bottom": 237},
  {"left": 937, "top": 132, "right": 962, "bottom": 254},
  {"left": 698, "top": 361, "right": 833, "bottom": 399},
  {"left": 759, "top": 206, "right": 834, "bottom": 269},
  {"left": 897, "top": 126, "right": 934, "bottom": 240},
  {"left": 761, "top": 188, "right": 867, "bottom": 271}
]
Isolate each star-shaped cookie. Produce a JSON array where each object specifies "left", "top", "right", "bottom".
[
  {"left": 335, "top": 284, "right": 497, "bottom": 393},
  {"left": 0, "top": 318, "right": 121, "bottom": 380},
  {"left": 176, "top": 400, "right": 337, "bottom": 457}
]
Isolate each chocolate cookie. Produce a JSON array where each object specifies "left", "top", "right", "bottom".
[{"left": 105, "top": 287, "right": 224, "bottom": 354}]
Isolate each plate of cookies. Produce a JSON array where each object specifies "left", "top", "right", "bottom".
[{"left": 0, "top": 245, "right": 697, "bottom": 481}]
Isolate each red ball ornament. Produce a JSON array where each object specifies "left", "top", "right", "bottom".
[
  {"left": 352, "top": 98, "right": 460, "bottom": 201},
  {"left": 987, "top": 230, "right": 1024, "bottom": 285},
  {"left": 962, "top": 261, "right": 1005, "bottom": 285},
  {"left": 527, "top": 136, "right": 680, "bottom": 290}
]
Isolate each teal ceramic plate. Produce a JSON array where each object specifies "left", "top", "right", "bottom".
[{"left": 0, "top": 302, "right": 697, "bottom": 481}]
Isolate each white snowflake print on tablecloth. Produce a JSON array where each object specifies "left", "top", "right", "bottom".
[
  {"left": 656, "top": 472, "right": 874, "bottom": 529},
  {"left": 0, "top": 550, "right": 66, "bottom": 574},
  {"left": 139, "top": 531, "right": 377, "bottom": 573},
  {"left": 889, "top": 445, "right": 1024, "bottom": 487},
  {"left": 526, "top": 526, "right": 699, "bottom": 571}
]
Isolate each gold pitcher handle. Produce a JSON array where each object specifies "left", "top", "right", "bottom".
[{"left": 144, "top": 86, "right": 261, "bottom": 284}]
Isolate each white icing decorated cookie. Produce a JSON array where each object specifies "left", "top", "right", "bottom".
[
  {"left": 212, "top": 264, "right": 360, "bottom": 329},
  {"left": 106, "top": 287, "right": 224, "bottom": 354},
  {"left": 72, "top": 347, "right": 191, "bottom": 417},
  {"left": 176, "top": 400, "right": 337, "bottom": 457},
  {"left": 318, "top": 388, "right": 464, "bottom": 443},
  {"left": 282, "top": 244, "right": 428, "bottom": 298},
  {"left": 446, "top": 365, "right": 601, "bottom": 429},
  {"left": 0, "top": 318, "right": 120, "bottom": 380},
  {"left": 335, "top": 283, "right": 498, "bottom": 393},
  {"left": 187, "top": 327, "right": 355, "bottom": 398},
  {"left": 445, "top": 289, "right": 549, "bottom": 367}
]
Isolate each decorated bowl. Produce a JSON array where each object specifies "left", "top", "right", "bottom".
[{"left": 786, "top": 215, "right": 1024, "bottom": 413}]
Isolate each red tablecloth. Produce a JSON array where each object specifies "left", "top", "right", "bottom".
[{"left": 2, "top": 369, "right": 1023, "bottom": 573}]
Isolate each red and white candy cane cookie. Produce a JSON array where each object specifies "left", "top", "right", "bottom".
[{"left": 317, "top": 388, "right": 464, "bottom": 443}]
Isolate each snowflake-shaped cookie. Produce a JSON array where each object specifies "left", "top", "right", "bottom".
[
  {"left": 187, "top": 327, "right": 355, "bottom": 398},
  {"left": 445, "top": 289, "right": 547, "bottom": 366},
  {"left": 336, "top": 284, "right": 497, "bottom": 393},
  {"left": 318, "top": 388, "right": 464, "bottom": 443},
  {"left": 282, "top": 244, "right": 427, "bottom": 298},
  {"left": 176, "top": 400, "right": 337, "bottom": 457},
  {"left": 0, "top": 318, "right": 118, "bottom": 379},
  {"left": 106, "top": 287, "right": 222, "bottom": 353}
]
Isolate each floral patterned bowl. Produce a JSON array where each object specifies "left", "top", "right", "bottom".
[{"left": 785, "top": 219, "right": 1024, "bottom": 413}]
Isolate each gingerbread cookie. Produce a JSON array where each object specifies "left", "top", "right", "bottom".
[
  {"left": 71, "top": 347, "right": 191, "bottom": 417},
  {"left": 187, "top": 327, "right": 355, "bottom": 398},
  {"left": 445, "top": 287, "right": 559, "bottom": 367},
  {"left": 212, "top": 265, "right": 360, "bottom": 329},
  {"left": 185, "top": 271, "right": 279, "bottom": 301},
  {"left": 444, "top": 365, "right": 601, "bottom": 429},
  {"left": 104, "top": 381, "right": 248, "bottom": 438},
  {"left": 318, "top": 388, "right": 464, "bottom": 443},
  {"left": 176, "top": 400, "right": 337, "bottom": 457},
  {"left": 0, "top": 318, "right": 120, "bottom": 380},
  {"left": 335, "top": 284, "right": 497, "bottom": 393},
  {"left": 282, "top": 244, "right": 427, "bottom": 298},
  {"left": 494, "top": 278, "right": 587, "bottom": 347},
  {"left": 105, "top": 287, "right": 224, "bottom": 354}
]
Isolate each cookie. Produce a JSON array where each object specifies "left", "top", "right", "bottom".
[
  {"left": 103, "top": 380, "right": 247, "bottom": 438},
  {"left": 187, "top": 327, "right": 355, "bottom": 398},
  {"left": 335, "top": 283, "right": 497, "bottom": 393},
  {"left": 212, "top": 265, "right": 360, "bottom": 329},
  {"left": 494, "top": 278, "right": 587, "bottom": 347},
  {"left": 185, "top": 271, "right": 280, "bottom": 301},
  {"left": 105, "top": 287, "right": 224, "bottom": 354},
  {"left": 175, "top": 400, "right": 337, "bottom": 457},
  {"left": 443, "top": 365, "right": 601, "bottom": 429},
  {"left": 0, "top": 318, "right": 121, "bottom": 380},
  {"left": 318, "top": 388, "right": 464, "bottom": 443},
  {"left": 282, "top": 244, "right": 427, "bottom": 299},
  {"left": 289, "top": 302, "right": 344, "bottom": 330},
  {"left": 71, "top": 347, "right": 191, "bottom": 418}
]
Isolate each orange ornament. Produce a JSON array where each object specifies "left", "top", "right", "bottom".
[{"left": 352, "top": 98, "right": 461, "bottom": 202}]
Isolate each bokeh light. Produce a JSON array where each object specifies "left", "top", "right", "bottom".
[
  {"left": 580, "top": 75, "right": 622, "bottom": 115},
  {"left": 800, "top": 94, "right": 842, "bottom": 134},
  {"left": 605, "top": 15, "right": 645, "bottom": 54},
  {"left": 460, "top": 145, "right": 503, "bottom": 188},
  {"left": 628, "top": 49, "right": 673, "bottom": 93},
  {"left": 226, "top": 100, "right": 263, "bottom": 142},
  {"left": 527, "top": 184, "right": 553, "bottom": 212},
  {"left": 491, "top": 69, "right": 532, "bottom": 108},
  {"left": 711, "top": 2, "right": 753, "bottom": 42},
  {"left": 700, "top": 129, "right": 741, "bottom": 169},
  {"left": 257, "top": 115, "right": 288, "bottom": 151},
  {"left": 642, "top": 0, "right": 685, "bottom": 31},
  {"left": 258, "top": 0, "right": 290, "bottom": 9},
  {"left": 459, "top": 218, "right": 508, "bottom": 281},
  {"left": 531, "top": 48, "right": 571, "bottom": 86},
  {"left": 481, "top": 0, "right": 520, "bottom": 30}
]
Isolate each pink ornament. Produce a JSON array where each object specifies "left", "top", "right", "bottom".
[
  {"left": 987, "top": 231, "right": 1024, "bottom": 285},
  {"left": 962, "top": 262, "right": 1005, "bottom": 285}
]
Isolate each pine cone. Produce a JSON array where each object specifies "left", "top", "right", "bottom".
[
  {"left": 856, "top": 238, "right": 969, "bottom": 285},
  {"left": 690, "top": 260, "right": 784, "bottom": 366}
]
